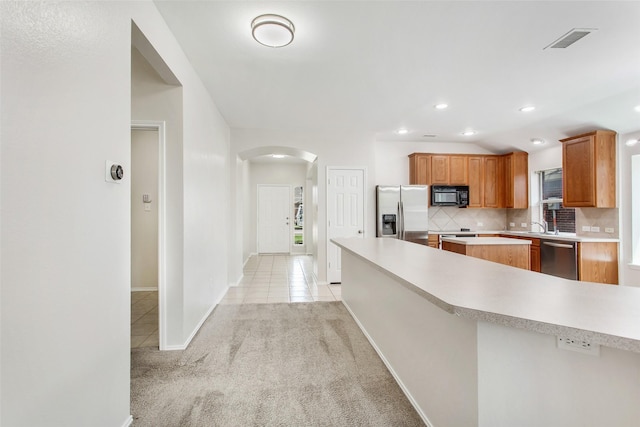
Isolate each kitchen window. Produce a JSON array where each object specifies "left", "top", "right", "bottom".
[{"left": 538, "top": 168, "right": 575, "bottom": 233}]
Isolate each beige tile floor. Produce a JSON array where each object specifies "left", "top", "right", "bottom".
[
  {"left": 220, "top": 254, "right": 341, "bottom": 304},
  {"left": 131, "top": 255, "right": 341, "bottom": 348},
  {"left": 131, "top": 291, "right": 159, "bottom": 349}
]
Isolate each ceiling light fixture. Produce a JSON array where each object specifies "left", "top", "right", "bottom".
[
  {"left": 251, "top": 14, "right": 295, "bottom": 48},
  {"left": 519, "top": 106, "right": 536, "bottom": 113},
  {"left": 635, "top": 105, "right": 640, "bottom": 113},
  {"left": 531, "top": 138, "right": 546, "bottom": 145},
  {"left": 434, "top": 103, "right": 448, "bottom": 110},
  {"left": 271, "top": 154, "right": 286, "bottom": 158},
  {"left": 626, "top": 139, "right": 638, "bottom": 147},
  {"left": 462, "top": 130, "right": 476, "bottom": 136},
  {"left": 396, "top": 128, "right": 409, "bottom": 135}
]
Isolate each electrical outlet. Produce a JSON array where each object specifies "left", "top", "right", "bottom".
[
  {"left": 605, "top": 227, "right": 614, "bottom": 233},
  {"left": 557, "top": 337, "right": 600, "bottom": 356},
  {"left": 477, "top": 222, "right": 483, "bottom": 227},
  {"left": 521, "top": 223, "right": 527, "bottom": 228},
  {"left": 582, "top": 226, "right": 591, "bottom": 232},
  {"left": 590, "top": 226, "right": 600, "bottom": 232},
  {"left": 509, "top": 222, "right": 515, "bottom": 227}
]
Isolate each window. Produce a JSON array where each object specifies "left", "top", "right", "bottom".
[{"left": 539, "top": 168, "right": 575, "bottom": 233}]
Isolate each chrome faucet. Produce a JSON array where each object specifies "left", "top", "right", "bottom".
[{"left": 531, "top": 221, "right": 548, "bottom": 233}]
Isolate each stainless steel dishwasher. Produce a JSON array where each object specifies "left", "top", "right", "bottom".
[{"left": 540, "top": 239, "right": 578, "bottom": 280}]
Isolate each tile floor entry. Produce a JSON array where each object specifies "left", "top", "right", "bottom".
[{"left": 131, "top": 254, "right": 341, "bottom": 348}]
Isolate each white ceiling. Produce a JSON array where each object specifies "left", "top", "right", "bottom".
[{"left": 154, "top": 1, "right": 640, "bottom": 154}]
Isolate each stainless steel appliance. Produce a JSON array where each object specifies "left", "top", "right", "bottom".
[
  {"left": 540, "top": 239, "right": 578, "bottom": 280},
  {"left": 376, "top": 185, "right": 429, "bottom": 245},
  {"left": 431, "top": 185, "right": 469, "bottom": 207}
]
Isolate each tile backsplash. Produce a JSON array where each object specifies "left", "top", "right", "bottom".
[
  {"left": 428, "top": 207, "right": 507, "bottom": 231},
  {"left": 576, "top": 208, "right": 619, "bottom": 238}
]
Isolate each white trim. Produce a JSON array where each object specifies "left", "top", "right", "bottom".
[
  {"left": 342, "top": 300, "right": 434, "bottom": 427},
  {"left": 131, "top": 287, "right": 158, "bottom": 292},
  {"left": 233, "top": 274, "right": 245, "bottom": 286},
  {"left": 163, "top": 289, "right": 226, "bottom": 351},
  {"left": 120, "top": 415, "right": 133, "bottom": 427},
  {"left": 628, "top": 263, "right": 640, "bottom": 271},
  {"left": 131, "top": 120, "right": 168, "bottom": 351},
  {"left": 325, "top": 166, "right": 367, "bottom": 284}
]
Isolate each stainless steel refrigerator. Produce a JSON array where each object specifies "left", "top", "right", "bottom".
[{"left": 376, "top": 185, "right": 429, "bottom": 245}]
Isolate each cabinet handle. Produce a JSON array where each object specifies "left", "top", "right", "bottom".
[{"left": 542, "top": 242, "right": 574, "bottom": 249}]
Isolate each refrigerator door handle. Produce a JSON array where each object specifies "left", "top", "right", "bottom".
[{"left": 399, "top": 201, "right": 405, "bottom": 240}]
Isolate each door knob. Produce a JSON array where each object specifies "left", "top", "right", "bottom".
[{"left": 358, "top": 230, "right": 363, "bottom": 234}]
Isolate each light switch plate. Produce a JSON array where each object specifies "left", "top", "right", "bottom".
[
  {"left": 590, "top": 226, "right": 600, "bottom": 232},
  {"left": 582, "top": 226, "right": 591, "bottom": 232},
  {"left": 509, "top": 222, "right": 515, "bottom": 227},
  {"left": 521, "top": 223, "right": 527, "bottom": 228},
  {"left": 605, "top": 227, "right": 614, "bottom": 233},
  {"left": 477, "top": 222, "right": 483, "bottom": 227}
]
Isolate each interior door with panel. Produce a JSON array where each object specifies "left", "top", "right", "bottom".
[
  {"left": 257, "top": 185, "right": 291, "bottom": 253},
  {"left": 327, "top": 168, "right": 365, "bottom": 283}
]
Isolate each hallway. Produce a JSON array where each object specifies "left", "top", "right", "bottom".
[{"left": 220, "top": 254, "right": 342, "bottom": 304}]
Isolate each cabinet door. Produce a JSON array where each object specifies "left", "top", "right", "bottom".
[
  {"left": 504, "top": 154, "right": 514, "bottom": 208},
  {"left": 431, "top": 155, "right": 450, "bottom": 184},
  {"left": 562, "top": 135, "right": 595, "bottom": 207},
  {"left": 504, "top": 152, "right": 529, "bottom": 209},
  {"left": 530, "top": 245, "right": 541, "bottom": 272},
  {"left": 483, "top": 156, "right": 503, "bottom": 208},
  {"left": 468, "top": 156, "right": 484, "bottom": 208},
  {"left": 449, "top": 155, "right": 468, "bottom": 185},
  {"left": 409, "top": 153, "right": 431, "bottom": 185}
]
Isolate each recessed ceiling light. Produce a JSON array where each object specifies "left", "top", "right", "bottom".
[
  {"left": 519, "top": 106, "right": 536, "bottom": 113},
  {"left": 272, "top": 154, "right": 286, "bottom": 158},
  {"left": 634, "top": 105, "right": 640, "bottom": 113},
  {"left": 626, "top": 139, "right": 638, "bottom": 147},
  {"left": 434, "top": 103, "right": 448, "bottom": 110},
  {"left": 396, "top": 128, "right": 409, "bottom": 135},
  {"left": 461, "top": 130, "right": 476, "bottom": 136},
  {"left": 251, "top": 14, "right": 295, "bottom": 48},
  {"left": 531, "top": 138, "right": 546, "bottom": 145}
]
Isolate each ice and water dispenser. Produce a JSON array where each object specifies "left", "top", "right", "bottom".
[{"left": 381, "top": 214, "right": 397, "bottom": 236}]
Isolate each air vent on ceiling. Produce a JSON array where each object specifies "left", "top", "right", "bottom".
[
  {"left": 422, "top": 134, "right": 437, "bottom": 138},
  {"left": 544, "top": 28, "right": 596, "bottom": 49}
]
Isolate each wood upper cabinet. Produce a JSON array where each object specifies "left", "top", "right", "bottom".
[
  {"left": 408, "top": 153, "right": 431, "bottom": 185},
  {"left": 503, "top": 152, "right": 528, "bottom": 209},
  {"left": 467, "top": 156, "right": 484, "bottom": 208},
  {"left": 560, "top": 130, "right": 616, "bottom": 208},
  {"left": 483, "top": 155, "right": 504, "bottom": 208},
  {"left": 449, "top": 156, "right": 468, "bottom": 185},
  {"left": 430, "top": 155, "right": 450, "bottom": 185}
]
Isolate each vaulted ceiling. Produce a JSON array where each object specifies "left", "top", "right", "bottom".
[{"left": 154, "top": 1, "right": 640, "bottom": 153}]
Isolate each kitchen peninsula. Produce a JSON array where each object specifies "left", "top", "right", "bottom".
[{"left": 332, "top": 237, "right": 640, "bottom": 427}]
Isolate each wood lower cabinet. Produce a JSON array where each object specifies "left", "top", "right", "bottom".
[
  {"left": 427, "top": 234, "right": 439, "bottom": 249},
  {"left": 442, "top": 241, "right": 530, "bottom": 270},
  {"left": 560, "top": 130, "right": 616, "bottom": 208},
  {"left": 499, "top": 234, "right": 540, "bottom": 272},
  {"left": 578, "top": 242, "right": 618, "bottom": 284}
]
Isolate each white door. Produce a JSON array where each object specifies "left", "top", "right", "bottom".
[
  {"left": 327, "top": 168, "right": 365, "bottom": 283},
  {"left": 258, "top": 185, "right": 291, "bottom": 253}
]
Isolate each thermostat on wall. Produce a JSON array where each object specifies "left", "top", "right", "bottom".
[{"left": 105, "top": 160, "right": 124, "bottom": 183}]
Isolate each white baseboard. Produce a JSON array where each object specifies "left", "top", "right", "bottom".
[
  {"left": 164, "top": 286, "right": 228, "bottom": 351},
  {"left": 342, "top": 300, "right": 434, "bottom": 427},
  {"left": 121, "top": 415, "right": 133, "bottom": 427},
  {"left": 131, "top": 287, "right": 158, "bottom": 292},
  {"left": 233, "top": 273, "right": 244, "bottom": 287}
]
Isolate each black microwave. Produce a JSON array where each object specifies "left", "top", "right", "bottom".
[{"left": 431, "top": 186, "right": 469, "bottom": 207}]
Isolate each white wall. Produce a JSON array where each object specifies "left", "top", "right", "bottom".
[
  {"left": 1, "top": 2, "right": 229, "bottom": 425},
  {"left": 131, "top": 129, "right": 159, "bottom": 290},
  {"left": 248, "top": 162, "right": 308, "bottom": 255}
]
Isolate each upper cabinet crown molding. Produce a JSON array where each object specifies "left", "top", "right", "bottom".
[{"left": 560, "top": 130, "right": 617, "bottom": 208}]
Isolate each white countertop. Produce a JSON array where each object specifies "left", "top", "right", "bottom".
[
  {"left": 429, "top": 230, "right": 619, "bottom": 243},
  {"left": 331, "top": 237, "right": 640, "bottom": 352},
  {"left": 441, "top": 236, "right": 531, "bottom": 246}
]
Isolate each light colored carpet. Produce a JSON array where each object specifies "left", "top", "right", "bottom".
[{"left": 131, "top": 302, "right": 424, "bottom": 426}]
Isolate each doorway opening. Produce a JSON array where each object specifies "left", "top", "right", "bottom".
[{"left": 131, "top": 121, "right": 167, "bottom": 350}]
